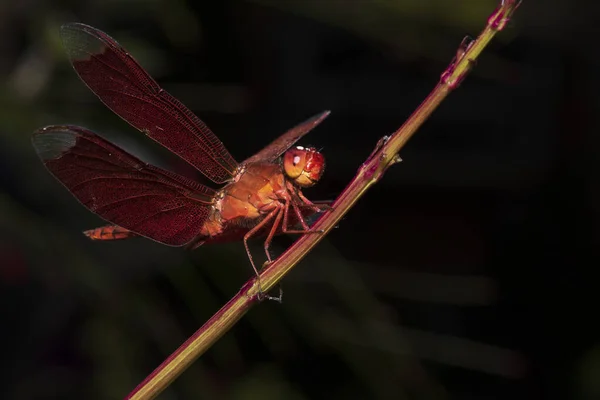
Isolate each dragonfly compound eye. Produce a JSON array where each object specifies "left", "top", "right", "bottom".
[{"left": 283, "top": 146, "right": 325, "bottom": 188}]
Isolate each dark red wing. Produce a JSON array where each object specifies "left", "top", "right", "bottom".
[
  {"left": 32, "top": 125, "right": 216, "bottom": 246},
  {"left": 243, "top": 111, "right": 330, "bottom": 165},
  {"left": 59, "top": 23, "right": 238, "bottom": 184}
]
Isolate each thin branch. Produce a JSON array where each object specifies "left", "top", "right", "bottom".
[{"left": 125, "top": 1, "right": 522, "bottom": 399}]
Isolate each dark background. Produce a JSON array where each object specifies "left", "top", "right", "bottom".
[{"left": 1, "top": 1, "right": 598, "bottom": 399}]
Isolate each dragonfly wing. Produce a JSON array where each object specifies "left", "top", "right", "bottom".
[
  {"left": 32, "top": 125, "right": 216, "bottom": 246},
  {"left": 243, "top": 111, "right": 330, "bottom": 165},
  {"left": 60, "top": 23, "right": 238, "bottom": 184}
]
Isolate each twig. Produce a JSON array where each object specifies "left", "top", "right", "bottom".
[{"left": 125, "top": 1, "right": 522, "bottom": 398}]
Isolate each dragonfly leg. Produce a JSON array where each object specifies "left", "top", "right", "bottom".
[
  {"left": 296, "top": 190, "right": 332, "bottom": 213},
  {"left": 292, "top": 197, "right": 311, "bottom": 231},
  {"left": 265, "top": 203, "right": 288, "bottom": 303},
  {"left": 244, "top": 206, "right": 280, "bottom": 276},
  {"left": 286, "top": 180, "right": 332, "bottom": 214},
  {"left": 283, "top": 196, "right": 291, "bottom": 232},
  {"left": 263, "top": 205, "right": 285, "bottom": 263},
  {"left": 262, "top": 206, "right": 285, "bottom": 303},
  {"left": 281, "top": 198, "right": 324, "bottom": 235},
  {"left": 243, "top": 206, "right": 282, "bottom": 302},
  {"left": 271, "top": 285, "right": 284, "bottom": 303}
]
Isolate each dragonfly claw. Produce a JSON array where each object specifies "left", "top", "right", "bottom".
[{"left": 255, "top": 280, "right": 283, "bottom": 303}]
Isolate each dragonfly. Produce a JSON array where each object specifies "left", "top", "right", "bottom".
[{"left": 32, "top": 23, "right": 331, "bottom": 286}]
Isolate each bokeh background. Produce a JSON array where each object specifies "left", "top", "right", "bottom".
[{"left": 1, "top": 1, "right": 599, "bottom": 399}]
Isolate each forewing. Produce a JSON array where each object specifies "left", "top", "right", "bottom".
[
  {"left": 243, "top": 111, "right": 330, "bottom": 165},
  {"left": 32, "top": 125, "right": 216, "bottom": 246},
  {"left": 60, "top": 23, "right": 238, "bottom": 184}
]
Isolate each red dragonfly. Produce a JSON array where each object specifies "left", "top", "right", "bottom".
[{"left": 32, "top": 23, "right": 330, "bottom": 279}]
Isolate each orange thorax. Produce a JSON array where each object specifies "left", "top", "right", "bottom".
[{"left": 200, "top": 163, "right": 287, "bottom": 237}]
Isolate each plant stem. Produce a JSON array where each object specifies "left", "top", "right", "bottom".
[{"left": 126, "top": 1, "right": 522, "bottom": 398}]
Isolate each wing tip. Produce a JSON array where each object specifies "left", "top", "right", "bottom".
[
  {"left": 60, "top": 22, "right": 78, "bottom": 32},
  {"left": 59, "top": 22, "right": 107, "bottom": 61},
  {"left": 32, "top": 125, "right": 79, "bottom": 161},
  {"left": 59, "top": 22, "right": 85, "bottom": 43},
  {"left": 314, "top": 110, "right": 331, "bottom": 124},
  {"left": 60, "top": 22, "right": 95, "bottom": 35}
]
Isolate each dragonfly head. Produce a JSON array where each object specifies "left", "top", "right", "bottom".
[{"left": 282, "top": 146, "right": 325, "bottom": 188}]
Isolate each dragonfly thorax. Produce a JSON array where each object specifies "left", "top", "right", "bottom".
[{"left": 282, "top": 146, "right": 325, "bottom": 188}]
